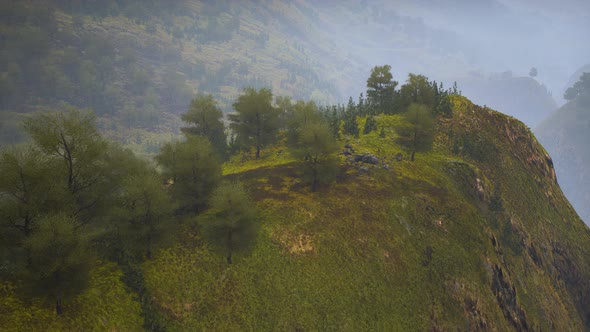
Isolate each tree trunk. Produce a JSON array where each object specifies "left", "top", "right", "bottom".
[
  {"left": 55, "top": 271, "right": 63, "bottom": 316},
  {"left": 146, "top": 231, "right": 153, "bottom": 260},
  {"left": 227, "top": 229, "right": 233, "bottom": 264},
  {"left": 60, "top": 133, "right": 74, "bottom": 192},
  {"left": 56, "top": 292, "right": 63, "bottom": 315},
  {"left": 255, "top": 112, "right": 261, "bottom": 159},
  {"left": 411, "top": 129, "right": 417, "bottom": 162},
  {"left": 312, "top": 168, "right": 319, "bottom": 192}
]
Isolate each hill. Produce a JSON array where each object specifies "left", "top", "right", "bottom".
[
  {"left": 2, "top": 96, "right": 589, "bottom": 330},
  {"left": 5, "top": 0, "right": 585, "bottom": 160},
  {"left": 537, "top": 98, "right": 590, "bottom": 225},
  {"left": 563, "top": 64, "right": 590, "bottom": 100}
]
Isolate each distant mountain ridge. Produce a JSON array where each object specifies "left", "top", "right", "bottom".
[
  {"left": 1, "top": 0, "right": 579, "bottom": 140},
  {"left": 457, "top": 74, "right": 557, "bottom": 128},
  {"left": 537, "top": 97, "right": 590, "bottom": 225}
]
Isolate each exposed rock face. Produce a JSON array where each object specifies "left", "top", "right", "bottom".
[
  {"left": 490, "top": 264, "right": 530, "bottom": 332},
  {"left": 440, "top": 96, "right": 590, "bottom": 330}
]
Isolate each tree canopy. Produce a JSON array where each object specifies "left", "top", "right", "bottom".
[
  {"left": 23, "top": 214, "right": 93, "bottom": 315},
  {"left": 156, "top": 136, "right": 221, "bottom": 213},
  {"left": 202, "top": 182, "right": 259, "bottom": 264},
  {"left": 114, "top": 170, "right": 175, "bottom": 260},
  {"left": 229, "top": 88, "right": 280, "bottom": 159},
  {"left": 366, "top": 65, "right": 398, "bottom": 114},
  {"left": 395, "top": 103, "right": 436, "bottom": 161},
  {"left": 22, "top": 109, "right": 113, "bottom": 223},
  {"left": 291, "top": 121, "right": 340, "bottom": 191},
  {"left": 399, "top": 74, "right": 437, "bottom": 111},
  {"left": 181, "top": 94, "right": 227, "bottom": 159}
]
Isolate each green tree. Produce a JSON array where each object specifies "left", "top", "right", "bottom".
[
  {"left": 363, "top": 115, "right": 378, "bottom": 134},
  {"left": 287, "top": 100, "right": 321, "bottom": 147},
  {"left": 434, "top": 95, "right": 453, "bottom": 118},
  {"left": 229, "top": 88, "right": 280, "bottom": 159},
  {"left": 275, "top": 95, "right": 294, "bottom": 130},
  {"left": 156, "top": 136, "right": 221, "bottom": 213},
  {"left": 357, "top": 93, "right": 367, "bottom": 116},
  {"left": 291, "top": 121, "right": 340, "bottom": 192},
  {"left": 343, "top": 97, "right": 359, "bottom": 137},
  {"left": 321, "top": 105, "right": 341, "bottom": 139},
  {"left": 24, "top": 214, "right": 93, "bottom": 315},
  {"left": 202, "top": 182, "right": 258, "bottom": 264},
  {"left": 366, "top": 65, "right": 398, "bottom": 114},
  {"left": 399, "top": 74, "right": 437, "bottom": 111},
  {"left": 396, "top": 104, "right": 436, "bottom": 161},
  {"left": 0, "top": 146, "right": 61, "bottom": 240},
  {"left": 0, "top": 110, "right": 142, "bottom": 317},
  {"left": 22, "top": 109, "right": 111, "bottom": 224},
  {"left": 115, "top": 170, "right": 175, "bottom": 260},
  {"left": 181, "top": 94, "right": 227, "bottom": 159},
  {"left": 564, "top": 72, "right": 590, "bottom": 103}
]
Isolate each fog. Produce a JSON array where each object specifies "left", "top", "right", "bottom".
[{"left": 313, "top": 0, "right": 589, "bottom": 124}]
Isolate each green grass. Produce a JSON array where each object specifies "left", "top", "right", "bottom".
[
  {"left": 0, "top": 262, "right": 143, "bottom": 331},
  {"left": 4, "top": 97, "right": 590, "bottom": 330},
  {"left": 143, "top": 99, "right": 589, "bottom": 330}
]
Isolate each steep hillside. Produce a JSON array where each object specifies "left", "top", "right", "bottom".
[
  {"left": 138, "top": 96, "right": 589, "bottom": 330},
  {"left": 3, "top": 0, "right": 577, "bottom": 150},
  {"left": 0, "top": 1, "right": 518, "bottom": 138},
  {"left": 537, "top": 99, "right": 590, "bottom": 225},
  {"left": 0, "top": 0, "right": 346, "bottom": 150}
]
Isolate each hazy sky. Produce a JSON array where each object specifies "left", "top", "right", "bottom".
[{"left": 329, "top": 0, "right": 590, "bottom": 104}]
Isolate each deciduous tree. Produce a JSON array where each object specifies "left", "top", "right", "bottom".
[{"left": 22, "top": 109, "right": 111, "bottom": 224}]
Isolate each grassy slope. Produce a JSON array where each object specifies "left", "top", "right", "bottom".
[
  {"left": 0, "top": 262, "right": 143, "bottom": 331},
  {"left": 2, "top": 97, "right": 589, "bottom": 330},
  {"left": 141, "top": 96, "right": 590, "bottom": 330}
]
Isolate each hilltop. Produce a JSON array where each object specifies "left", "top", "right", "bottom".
[{"left": 2, "top": 96, "right": 589, "bottom": 330}]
